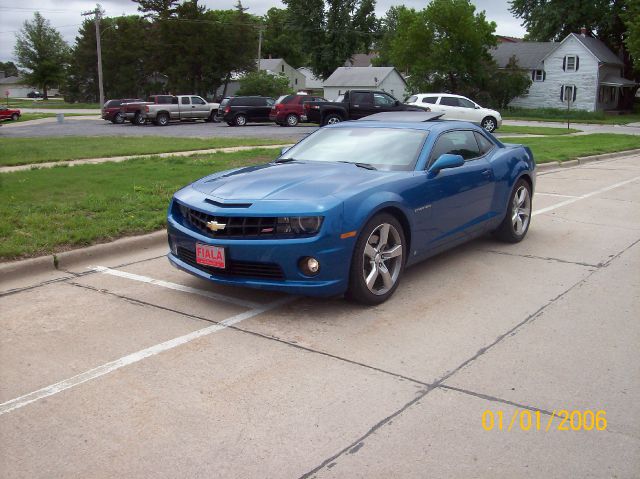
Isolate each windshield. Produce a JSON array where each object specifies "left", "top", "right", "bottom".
[{"left": 281, "top": 127, "right": 428, "bottom": 171}]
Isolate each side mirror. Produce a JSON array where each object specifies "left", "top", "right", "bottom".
[
  {"left": 475, "top": 105, "right": 481, "bottom": 109},
  {"left": 427, "top": 153, "right": 464, "bottom": 176},
  {"left": 280, "top": 146, "right": 290, "bottom": 156},
  {"left": 395, "top": 100, "right": 400, "bottom": 106}
]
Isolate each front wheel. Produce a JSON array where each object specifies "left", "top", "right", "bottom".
[
  {"left": 346, "top": 213, "right": 406, "bottom": 305},
  {"left": 11, "top": 113, "right": 19, "bottom": 121},
  {"left": 323, "top": 114, "right": 342, "bottom": 126},
  {"left": 481, "top": 116, "right": 497, "bottom": 132},
  {"left": 493, "top": 179, "right": 532, "bottom": 243}
]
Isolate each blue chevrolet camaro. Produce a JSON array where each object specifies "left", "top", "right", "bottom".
[{"left": 167, "top": 112, "right": 535, "bottom": 304}]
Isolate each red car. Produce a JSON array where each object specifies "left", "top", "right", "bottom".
[
  {"left": 269, "top": 94, "right": 326, "bottom": 126},
  {"left": 0, "top": 106, "right": 21, "bottom": 121},
  {"left": 102, "top": 98, "right": 142, "bottom": 124}
]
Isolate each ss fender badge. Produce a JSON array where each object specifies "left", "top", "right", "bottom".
[{"left": 414, "top": 204, "right": 432, "bottom": 213}]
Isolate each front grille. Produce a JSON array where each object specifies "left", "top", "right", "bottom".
[
  {"left": 178, "top": 204, "right": 315, "bottom": 240},
  {"left": 176, "top": 247, "right": 284, "bottom": 280}
]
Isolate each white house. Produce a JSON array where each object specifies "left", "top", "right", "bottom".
[
  {"left": 492, "top": 31, "right": 636, "bottom": 111},
  {"left": 323, "top": 67, "right": 408, "bottom": 101},
  {"left": 0, "top": 73, "right": 49, "bottom": 97},
  {"left": 258, "top": 58, "right": 306, "bottom": 91},
  {"left": 297, "top": 67, "right": 324, "bottom": 95}
]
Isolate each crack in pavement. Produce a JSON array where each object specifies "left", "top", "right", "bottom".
[{"left": 479, "top": 249, "right": 600, "bottom": 268}]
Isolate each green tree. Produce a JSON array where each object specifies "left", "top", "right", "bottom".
[
  {"left": 261, "top": 8, "right": 307, "bottom": 67},
  {"left": 623, "top": 0, "right": 640, "bottom": 70},
  {"left": 0, "top": 61, "right": 19, "bottom": 77},
  {"left": 14, "top": 12, "right": 69, "bottom": 98},
  {"left": 236, "top": 70, "right": 292, "bottom": 97},
  {"left": 380, "top": 0, "right": 496, "bottom": 95}
]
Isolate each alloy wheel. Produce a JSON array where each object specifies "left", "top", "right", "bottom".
[
  {"left": 362, "top": 223, "right": 403, "bottom": 295},
  {"left": 511, "top": 185, "right": 531, "bottom": 235},
  {"left": 482, "top": 118, "right": 496, "bottom": 132}
]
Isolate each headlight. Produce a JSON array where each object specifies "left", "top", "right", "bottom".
[{"left": 277, "top": 216, "right": 323, "bottom": 235}]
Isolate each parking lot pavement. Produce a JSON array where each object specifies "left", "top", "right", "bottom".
[
  {"left": 0, "top": 116, "right": 315, "bottom": 140},
  {"left": 1, "top": 154, "right": 639, "bottom": 477}
]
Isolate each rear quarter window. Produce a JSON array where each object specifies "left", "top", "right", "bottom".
[{"left": 407, "top": 96, "right": 418, "bottom": 103}]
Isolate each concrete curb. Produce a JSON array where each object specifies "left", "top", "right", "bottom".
[
  {"left": 536, "top": 147, "right": 640, "bottom": 172},
  {"left": 0, "top": 230, "right": 167, "bottom": 282},
  {"left": 1, "top": 143, "right": 293, "bottom": 173}
]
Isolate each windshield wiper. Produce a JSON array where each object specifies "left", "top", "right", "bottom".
[
  {"left": 274, "top": 158, "right": 298, "bottom": 163},
  {"left": 338, "top": 161, "right": 377, "bottom": 170}
]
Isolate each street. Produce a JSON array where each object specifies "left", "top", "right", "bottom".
[{"left": 1, "top": 153, "right": 639, "bottom": 478}]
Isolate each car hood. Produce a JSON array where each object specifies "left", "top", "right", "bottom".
[{"left": 191, "top": 161, "right": 397, "bottom": 201}]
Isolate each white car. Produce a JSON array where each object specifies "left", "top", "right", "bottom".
[{"left": 405, "top": 93, "right": 502, "bottom": 132}]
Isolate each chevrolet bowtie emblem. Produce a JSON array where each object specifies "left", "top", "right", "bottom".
[{"left": 206, "top": 220, "right": 227, "bottom": 232}]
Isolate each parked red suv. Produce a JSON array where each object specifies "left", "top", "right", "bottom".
[
  {"left": 102, "top": 98, "right": 142, "bottom": 124},
  {"left": 0, "top": 105, "right": 21, "bottom": 121},
  {"left": 269, "top": 94, "right": 326, "bottom": 126}
]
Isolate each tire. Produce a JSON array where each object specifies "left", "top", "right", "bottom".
[
  {"left": 345, "top": 213, "right": 406, "bottom": 305},
  {"left": 234, "top": 114, "right": 247, "bottom": 126},
  {"left": 11, "top": 113, "right": 19, "bottom": 121},
  {"left": 133, "top": 112, "right": 145, "bottom": 126},
  {"left": 493, "top": 179, "right": 532, "bottom": 243},
  {"left": 481, "top": 116, "right": 497, "bottom": 133},
  {"left": 155, "top": 112, "right": 169, "bottom": 126},
  {"left": 322, "top": 114, "right": 342, "bottom": 126},
  {"left": 112, "top": 112, "right": 124, "bottom": 124},
  {"left": 285, "top": 113, "right": 299, "bottom": 127}
]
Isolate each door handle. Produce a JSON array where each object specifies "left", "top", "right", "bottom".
[{"left": 481, "top": 169, "right": 491, "bottom": 177}]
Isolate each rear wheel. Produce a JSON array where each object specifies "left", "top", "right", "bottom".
[
  {"left": 481, "top": 116, "right": 497, "bottom": 132},
  {"left": 493, "top": 179, "right": 532, "bottom": 243},
  {"left": 234, "top": 114, "right": 247, "bottom": 126},
  {"left": 346, "top": 213, "right": 406, "bottom": 305},
  {"left": 112, "top": 112, "right": 125, "bottom": 124},
  {"left": 323, "top": 114, "right": 342, "bottom": 126},
  {"left": 155, "top": 112, "right": 170, "bottom": 126},
  {"left": 285, "top": 113, "right": 299, "bottom": 127}
]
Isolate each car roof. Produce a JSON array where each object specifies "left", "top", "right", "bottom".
[
  {"left": 414, "top": 93, "right": 466, "bottom": 99},
  {"left": 328, "top": 118, "right": 482, "bottom": 133}
]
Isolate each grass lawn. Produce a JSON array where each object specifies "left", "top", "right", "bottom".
[
  {"left": 0, "top": 149, "right": 279, "bottom": 260},
  {"left": 504, "top": 133, "right": 640, "bottom": 163},
  {"left": 5, "top": 99, "right": 100, "bottom": 109},
  {"left": 502, "top": 107, "right": 640, "bottom": 125},
  {"left": 0, "top": 136, "right": 294, "bottom": 167},
  {"left": 498, "top": 125, "right": 579, "bottom": 135}
]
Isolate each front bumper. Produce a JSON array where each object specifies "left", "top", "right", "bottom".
[{"left": 167, "top": 214, "right": 353, "bottom": 297}]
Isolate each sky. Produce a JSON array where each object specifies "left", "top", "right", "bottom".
[{"left": 0, "top": 0, "right": 527, "bottom": 64}]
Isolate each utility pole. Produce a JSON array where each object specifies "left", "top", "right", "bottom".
[
  {"left": 257, "top": 28, "right": 263, "bottom": 70},
  {"left": 82, "top": 4, "right": 105, "bottom": 107}
]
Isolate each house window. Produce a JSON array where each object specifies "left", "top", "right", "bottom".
[
  {"left": 295, "top": 78, "right": 298, "bottom": 85},
  {"left": 565, "top": 55, "right": 577, "bottom": 71},
  {"left": 533, "top": 69, "right": 544, "bottom": 81},
  {"left": 281, "top": 65, "right": 285, "bottom": 73},
  {"left": 561, "top": 84, "right": 576, "bottom": 103}
]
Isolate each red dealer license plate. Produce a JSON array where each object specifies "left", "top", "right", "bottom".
[{"left": 195, "top": 243, "right": 226, "bottom": 269}]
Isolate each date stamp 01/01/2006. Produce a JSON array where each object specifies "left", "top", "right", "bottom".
[{"left": 482, "top": 410, "right": 607, "bottom": 432}]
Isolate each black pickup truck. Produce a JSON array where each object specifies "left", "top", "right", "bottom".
[{"left": 304, "top": 90, "right": 425, "bottom": 125}]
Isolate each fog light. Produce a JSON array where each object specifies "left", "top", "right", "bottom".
[{"left": 300, "top": 257, "right": 320, "bottom": 276}]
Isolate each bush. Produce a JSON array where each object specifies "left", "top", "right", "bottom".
[{"left": 236, "top": 71, "right": 293, "bottom": 97}]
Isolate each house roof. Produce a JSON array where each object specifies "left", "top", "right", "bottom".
[
  {"left": 571, "top": 33, "right": 623, "bottom": 65},
  {"left": 0, "top": 75, "right": 23, "bottom": 85},
  {"left": 491, "top": 42, "right": 556, "bottom": 69},
  {"left": 600, "top": 73, "right": 636, "bottom": 87},
  {"left": 324, "top": 67, "right": 404, "bottom": 87},
  {"left": 344, "top": 53, "right": 378, "bottom": 68}
]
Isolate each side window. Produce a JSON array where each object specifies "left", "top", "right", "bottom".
[
  {"left": 181, "top": 97, "right": 190, "bottom": 105},
  {"left": 474, "top": 132, "right": 495, "bottom": 155},
  {"left": 373, "top": 93, "right": 395, "bottom": 106},
  {"left": 407, "top": 95, "right": 418, "bottom": 103},
  {"left": 429, "top": 131, "right": 481, "bottom": 165},
  {"left": 439, "top": 97, "right": 459, "bottom": 107},
  {"left": 458, "top": 98, "right": 476, "bottom": 109},
  {"left": 191, "top": 96, "right": 206, "bottom": 105},
  {"left": 265, "top": 98, "right": 275, "bottom": 106},
  {"left": 422, "top": 96, "right": 437, "bottom": 104},
  {"left": 171, "top": 97, "right": 179, "bottom": 104},
  {"left": 351, "top": 92, "right": 373, "bottom": 105}
]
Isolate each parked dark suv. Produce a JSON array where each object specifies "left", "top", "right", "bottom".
[
  {"left": 102, "top": 98, "right": 142, "bottom": 124},
  {"left": 218, "top": 96, "right": 275, "bottom": 126},
  {"left": 270, "top": 94, "right": 326, "bottom": 126}
]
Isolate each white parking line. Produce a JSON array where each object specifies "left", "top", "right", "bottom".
[
  {"left": 533, "top": 175, "right": 640, "bottom": 216},
  {"left": 535, "top": 192, "right": 579, "bottom": 198},
  {"left": 93, "top": 266, "right": 263, "bottom": 310},
  {"left": 0, "top": 296, "right": 293, "bottom": 415}
]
